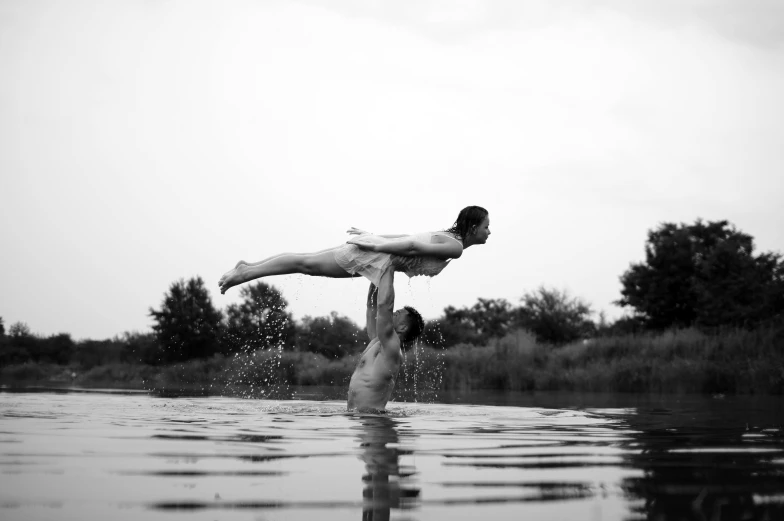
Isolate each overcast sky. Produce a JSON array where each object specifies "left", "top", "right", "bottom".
[{"left": 1, "top": 0, "right": 783, "bottom": 340}]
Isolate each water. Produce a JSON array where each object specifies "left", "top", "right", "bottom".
[{"left": 1, "top": 389, "right": 782, "bottom": 520}]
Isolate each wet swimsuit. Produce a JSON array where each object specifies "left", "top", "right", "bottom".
[{"left": 333, "top": 231, "right": 461, "bottom": 285}]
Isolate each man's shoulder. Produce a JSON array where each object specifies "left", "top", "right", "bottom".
[
  {"left": 378, "top": 337, "right": 403, "bottom": 363},
  {"left": 360, "top": 337, "right": 381, "bottom": 356},
  {"left": 378, "top": 328, "right": 401, "bottom": 349}
]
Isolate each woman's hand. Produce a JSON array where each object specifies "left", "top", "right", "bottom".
[
  {"left": 346, "top": 227, "right": 369, "bottom": 235},
  {"left": 347, "top": 236, "right": 379, "bottom": 251}
]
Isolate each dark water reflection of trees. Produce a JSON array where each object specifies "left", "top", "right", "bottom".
[{"left": 618, "top": 397, "right": 784, "bottom": 521}]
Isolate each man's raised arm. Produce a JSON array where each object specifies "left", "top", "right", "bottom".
[
  {"left": 375, "top": 267, "right": 399, "bottom": 354},
  {"left": 365, "top": 282, "right": 378, "bottom": 341}
]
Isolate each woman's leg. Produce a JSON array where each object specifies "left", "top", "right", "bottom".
[
  {"left": 236, "top": 246, "right": 338, "bottom": 269},
  {"left": 219, "top": 248, "right": 351, "bottom": 294}
]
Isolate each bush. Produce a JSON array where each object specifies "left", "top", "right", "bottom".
[
  {"left": 3, "top": 322, "right": 782, "bottom": 396},
  {"left": 1, "top": 362, "right": 51, "bottom": 381}
]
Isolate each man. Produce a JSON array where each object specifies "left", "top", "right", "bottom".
[{"left": 347, "top": 267, "right": 424, "bottom": 413}]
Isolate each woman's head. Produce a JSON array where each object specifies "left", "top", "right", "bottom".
[{"left": 446, "top": 206, "right": 490, "bottom": 245}]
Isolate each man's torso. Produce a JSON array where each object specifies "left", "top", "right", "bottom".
[{"left": 347, "top": 338, "right": 402, "bottom": 412}]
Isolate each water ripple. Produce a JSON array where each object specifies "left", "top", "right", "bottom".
[{"left": 1, "top": 391, "right": 783, "bottom": 520}]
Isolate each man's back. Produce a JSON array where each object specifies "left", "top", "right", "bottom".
[{"left": 348, "top": 337, "right": 402, "bottom": 413}]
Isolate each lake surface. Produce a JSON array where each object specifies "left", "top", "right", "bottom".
[{"left": 1, "top": 388, "right": 782, "bottom": 520}]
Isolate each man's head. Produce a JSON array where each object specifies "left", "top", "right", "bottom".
[{"left": 393, "top": 306, "right": 425, "bottom": 343}]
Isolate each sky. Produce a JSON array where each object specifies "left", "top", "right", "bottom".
[{"left": 1, "top": 0, "right": 783, "bottom": 340}]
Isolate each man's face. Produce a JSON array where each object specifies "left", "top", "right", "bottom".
[{"left": 393, "top": 308, "right": 410, "bottom": 333}]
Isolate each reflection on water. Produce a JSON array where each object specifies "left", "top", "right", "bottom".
[
  {"left": 353, "top": 415, "right": 419, "bottom": 520},
  {"left": 619, "top": 400, "right": 784, "bottom": 521},
  {"left": 0, "top": 389, "right": 782, "bottom": 520}
]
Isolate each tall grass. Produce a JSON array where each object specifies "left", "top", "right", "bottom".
[
  {"left": 3, "top": 323, "right": 782, "bottom": 395},
  {"left": 437, "top": 325, "right": 784, "bottom": 394}
]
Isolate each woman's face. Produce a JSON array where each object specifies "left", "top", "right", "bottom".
[{"left": 471, "top": 216, "right": 491, "bottom": 244}]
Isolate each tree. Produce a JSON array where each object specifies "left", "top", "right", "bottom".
[
  {"left": 0, "top": 317, "right": 4, "bottom": 337},
  {"left": 0, "top": 322, "right": 34, "bottom": 366},
  {"left": 426, "top": 309, "right": 482, "bottom": 347},
  {"left": 693, "top": 238, "right": 784, "bottom": 328},
  {"left": 35, "top": 333, "right": 75, "bottom": 364},
  {"left": 0, "top": 326, "right": 75, "bottom": 366},
  {"left": 422, "top": 298, "right": 517, "bottom": 347},
  {"left": 466, "top": 298, "right": 517, "bottom": 341},
  {"left": 9, "top": 322, "right": 31, "bottom": 338},
  {"left": 419, "top": 315, "right": 478, "bottom": 348},
  {"left": 120, "top": 331, "right": 164, "bottom": 366},
  {"left": 295, "top": 312, "right": 364, "bottom": 358},
  {"left": 149, "top": 277, "right": 223, "bottom": 362},
  {"left": 73, "top": 338, "right": 121, "bottom": 368},
  {"left": 223, "top": 282, "right": 295, "bottom": 354},
  {"left": 518, "top": 287, "right": 594, "bottom": 345},
  {"left": 618, "top": 220, "right": 784, "bottom": 329}
]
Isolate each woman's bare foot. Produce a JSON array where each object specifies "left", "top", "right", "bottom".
[
  {"left": 219, "top": 264, "right": 248, "bottom": 294},
  {"left": 218, "top": 261, "right": 247, "bottom": 289}
]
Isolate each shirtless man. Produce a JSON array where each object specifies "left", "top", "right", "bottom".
[{"left": 347, "top": 267, "right": 424, "bottom": 413}]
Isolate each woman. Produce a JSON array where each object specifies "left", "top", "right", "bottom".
[{"left": 218, "top": 205, "right": 490, "bottom": 294}]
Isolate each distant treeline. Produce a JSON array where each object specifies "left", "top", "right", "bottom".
[
  {"left": 2, "top": 324, "right": 783, "bottom": 396},
  {"left": 1, "top": 218, "right": 783, "bottom": 394}
]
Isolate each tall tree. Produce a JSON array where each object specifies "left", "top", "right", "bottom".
[
  {"left": 423, "top": 298, "right": 517, "bottom": 347},
  {"left": 36, "top": 333, "right": 75, "bottom": 365},
  {"left": 0, "top": 322, "right": 35, "bottom": 366},
  {"left": 618, "top": 220, "right": 784, "bottom": 329},
  {"left": 419, "top": 315, "right": 479, "bottom": 348},
  {"left": 295, "top": 311, "right": 364, "bottom": 358},
  {"left": 468, "top": 298, "right": 517, "bottom": 341},
  {"left": 149, "top": 277, "right": 223, "bottom": 362},
  {"left": 518, "top": 287, "right": 594, "bottom": 345},
  {"left": 223, "top": 282, "right": 295, "bottom": 354},
  {"left": 119, "top": 331, "right": 163, "bottom": 366},
  {"left": 9, "top": 322, "right": 31, "bottom": 338}
]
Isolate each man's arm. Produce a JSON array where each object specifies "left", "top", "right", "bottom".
[
  {"left": 376, "top": 268, "right": 400, "bottom": 356},
  {"left": 365, "top": 282, "right": 378, "bottom": 341}
]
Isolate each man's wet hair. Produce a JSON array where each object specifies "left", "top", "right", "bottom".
[{"left": 403, "top": 306, "right": 425, "bottom": 343}]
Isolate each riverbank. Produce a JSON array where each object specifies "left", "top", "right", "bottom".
[{"left": 2, "top": 325, "right": 782, "bottom": 395}]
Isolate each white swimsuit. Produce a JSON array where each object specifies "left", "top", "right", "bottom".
[{"left": 333, "top": 231, "right": 461, "bottom": 285}]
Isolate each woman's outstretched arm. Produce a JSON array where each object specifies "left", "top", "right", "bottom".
[
  {"left": 347, "top": 227, "right": 408, "bottom": 239},
  {"left": 347, "top": 234, "right": 463, "bottom": 260}
]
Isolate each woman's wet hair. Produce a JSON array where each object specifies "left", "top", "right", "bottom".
[
  {"left": 403, "top": 306, "right": 425, "bottom": 343},
  {"left": 444, "top": 205, "right": 489, "bottom": 242}
]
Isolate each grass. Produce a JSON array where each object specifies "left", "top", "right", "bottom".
[{"left": 3, "top": 323, "right": 782, "bottom": 395}]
